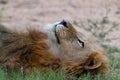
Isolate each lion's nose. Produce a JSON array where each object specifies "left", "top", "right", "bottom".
[{"left": 60, "top": 20, "right": 68, "bottom": 28}]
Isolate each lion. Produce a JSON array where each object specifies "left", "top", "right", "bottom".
[
  {"left": 0, "top": 20, "right": 109, "bottom": 78},
  {"left": 43, "top": 20, "right": 109, "bottom": 75}
]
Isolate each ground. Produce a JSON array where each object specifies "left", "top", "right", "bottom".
[{"left": 0, "top": 0, "right": 120, "bottom": 47}]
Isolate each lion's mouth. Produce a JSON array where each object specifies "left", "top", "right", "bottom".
[
  {"left": 53, "top": 20, "right": 84, "bottom": 48},
  {"left": 54, "top": 24, "right": 60, "bottom": 44},
  {"left": 54, "top": 20, "right": 68, "bottom": 44}
]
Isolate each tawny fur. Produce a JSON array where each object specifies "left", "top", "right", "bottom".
[{"left": 0, "top": 22, "right": 109, "bottom": 78}]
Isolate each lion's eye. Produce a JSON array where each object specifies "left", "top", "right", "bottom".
[
  {"left": 77, "top": 39, "right": 84, "bottom": 48},
  {"left": 60, "top": 20, "right": 68, "bottom": 28}
]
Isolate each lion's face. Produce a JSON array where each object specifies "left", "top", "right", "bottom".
[
  {"left": 44, "top": 20, "right": 84, "bottom": 50},
  {"left": 54, "top": 20, "right": 77, "bottom": 42}
]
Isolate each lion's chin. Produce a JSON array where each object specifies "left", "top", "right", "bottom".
[{"left": 42, "top": 22, "right": 61, "bottom": 44}]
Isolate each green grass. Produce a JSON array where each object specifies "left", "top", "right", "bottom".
[
  {"left": 0, "top": 69, "right": 66, "bottom": 80},
  {"left": 103, "top": 45, "right": 120, "bottom": 53}
]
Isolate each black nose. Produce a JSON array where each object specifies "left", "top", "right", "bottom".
[{"left": 60, "top": 20, "right": 68, "bottom": 28}]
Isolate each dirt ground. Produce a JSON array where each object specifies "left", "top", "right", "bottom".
[{"left": 0, "top": 0, "right": 120, "bottom": 47}]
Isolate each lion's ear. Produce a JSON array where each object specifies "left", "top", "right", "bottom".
[
  {"left": 84, "top": 58, "right": 102, "bottom": 69},
  {"left": 84, "top": 52, "right": 102, "bottom": 69}
]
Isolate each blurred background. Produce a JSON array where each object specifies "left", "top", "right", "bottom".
[
  {"left": 0, "top": 0, "right": 120, "bottom": 79},
  {"left": 0, "top": 0, "right": 120, "bottom": 51}
]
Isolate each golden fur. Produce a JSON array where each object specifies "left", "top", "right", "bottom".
[{"left": 0, "top": 21, "right": 109, "bottom": 78}]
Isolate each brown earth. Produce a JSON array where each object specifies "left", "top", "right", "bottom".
[{"left": 0, "top": 0, "right": 120, "bottom": 47}]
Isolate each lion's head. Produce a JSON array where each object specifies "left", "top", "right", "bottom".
[
  {"left": 44, "top": 20, "right": 84, "bottom": 48},
  {"left": 43, "top": 20, "right": 86, "bottom": 61}
]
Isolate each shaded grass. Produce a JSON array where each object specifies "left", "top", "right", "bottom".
[{"left": 0, "top": 67, "right": 7, "bottom": 80}]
